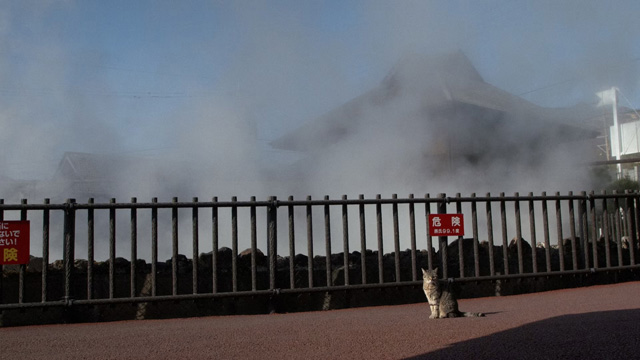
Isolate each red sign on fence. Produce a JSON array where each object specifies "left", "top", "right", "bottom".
[
  {"left": 0, "top": 221, "right": 30, "bottom": 265},
  {"left": 428, "top": 214, "right": 464, "bottom": 237}
]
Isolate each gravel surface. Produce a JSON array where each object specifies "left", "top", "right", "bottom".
[{"left": 2, "top": 281, "right": 640, "bottom": 359}]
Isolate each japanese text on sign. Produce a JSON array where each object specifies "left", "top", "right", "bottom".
[
  {"left": 428, "top": 214, "right": 464, "bottom": 236},
  {"left": 0, "top": 221, "right": 30, "bottom": 265}
]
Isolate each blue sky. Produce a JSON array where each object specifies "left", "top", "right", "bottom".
[{"left": 1, "top": 0, "right": 640, "bottom": 181}]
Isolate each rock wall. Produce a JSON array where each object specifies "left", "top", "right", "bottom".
[{"left": 1, "top": 237, "right": 639, "bottom": 326}]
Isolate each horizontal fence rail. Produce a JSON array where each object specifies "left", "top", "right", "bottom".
[{"left": 1, "top": 191, "right": 640, "bottom": 311}]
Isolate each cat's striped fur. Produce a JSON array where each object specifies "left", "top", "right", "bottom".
[{"left": 422, "top": 268, "right": 484, "bottom": 318}]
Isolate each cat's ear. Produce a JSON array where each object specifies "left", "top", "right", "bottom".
[
  {"left": 434, "top": 267, "right": 439, "bottom": 274},
  {"left": 421, "top": 268, "right": 428, "bottom": 276}
]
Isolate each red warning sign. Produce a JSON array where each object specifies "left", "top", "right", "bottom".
[
  {"left": 428, "top": 214, "right": 464, "bottom": 236},
  {"left": 0, "top": 221, "right": 30, "bottom": 265}
]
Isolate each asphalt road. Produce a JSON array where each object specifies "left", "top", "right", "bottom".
[{"left": 2, "top": 281, "right": 640, "bottom": 359}]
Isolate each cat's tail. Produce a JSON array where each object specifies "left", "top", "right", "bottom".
[{"left": 460, "top": 311, "right": 485, "bottom": 317}]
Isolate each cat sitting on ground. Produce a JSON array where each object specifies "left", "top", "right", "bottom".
[{"left": 422, "top": 268, "right": 484, "bottom": 319}]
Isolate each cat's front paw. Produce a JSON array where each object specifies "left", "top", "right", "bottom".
[{"left": 429, "top": 313, "right": 438, "bottom": 319}]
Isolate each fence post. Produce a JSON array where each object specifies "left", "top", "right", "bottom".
[
  {"left": 514, "top": 193, "right": 524, "bottom": 274},
  {"left": 43, "top": 199, "right": 50, "bottom": 302},
  {"left": 392, "top": 194, "right": 401, "bottom": 282},
  {"left": 172, "top": 197, "right": 179, "bottom": 296},
  {"left": 438, "top": 193, "right": 448, "bottom": 279},
  {"left": 456, "top": 193, "right": 464, "bottom": 278},
  {"left": 253, "top": 196, "right": 260, "bottom": 291},
  {"left": 287, "top": 196, "right": 294, "bottom": 289},
  {"left": 579, "top": 191, "right": 588, "bottom": 269},
  {"left": 131, "top": 197, "right": 137, "bottom": 298},
  {"left": 231, "top": 196, "right": 238, "bottom": 292},
  {"left": 109, "top": 198, "right": 116, "bottom": 299},
  {"left": 19, "top": 199, "right": 27, "bottom": 303},
  {"left": 267, "top": 196, "right": 278, "bottom": 290},
  {"left": 625, "top": 190, "right": 636, "bottom": 265},
  {"left": 409, "top": 194, "right": 418, "bottom": 281},
  {"left": 324, "top": 195, "right": 332, "bottom": 287},
  {"left": 306, "top": 196, "right": 314, "bottom": 288},
  {"left": 500, "top": 193, "right": 509, "bottom": 275},
  {"left": 192, "top": 197, "right": 199, "bottom": 294},
  {"left": 359, "top": 194, "right": 367, "bottom": 284},
  {"left": 0, "top": 199, "right": 3, "bottom": 314},
  {"left": 376, "top": 194, "right": 384, "bottom": 283},
  {"left": 63, "top": 198, "right": 76, "bottom": 303},
  {"left": 528, "top": 192, "right": 538, "bottom": 273},
  {"left": 342, "top": 194, "right": 350, "bottom": 285}
]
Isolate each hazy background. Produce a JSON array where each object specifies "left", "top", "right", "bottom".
[
  {"left": 2, "top": 1, "right": 640, "bottom": 261},
  {"left": 1, "top": 0, "right": 639, "bottom": 202}
]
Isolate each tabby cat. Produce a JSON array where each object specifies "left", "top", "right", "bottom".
[{"left": 422, "top": 268, "right": 484, "bottom": 318}]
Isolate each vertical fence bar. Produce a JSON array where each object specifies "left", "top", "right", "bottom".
[
  {"left": 255, "top": 196, "right": 261, "bottom": 291},
  {"left": 231, "top": 196, "right": 238, "bottom": 292},
  {"left": 580, "top": 192, "right": 589, "bottom": 269},
  {"left": 65, "top": 198, "right": 76, "bottom": 302},
  {"left": 376, "top": 194, "right": 384, "bottom": 283},
  {"left": 324, "top": 195, "right": 332, "bottom": 287},
  {"left": 499, "top": 193, "right": 509, "bottom": 275},
  {"left": 359, "top": 194, "right": 367, "bottom": 284},
  {"left": 514, "top": 193, "right": 523, "bottom": 274},
  {"left": 151, "top": 198, "right": 158, "bottom": 296},
  {"left": 528, "top": 193, "right": 538, "bottom": 273},
  {"left": 409, "top": 194, "right": 418, "bottom": 281},
  {"left": 86, "top": 198, "right": 94, "bottom": 300},
  {"left": 211, "top": 197, "right": 218, "bottom": 294},
  {"left": 471, "top": 193, "right": 480, "bottom": 277},
  {"left": 42, "top": 199, "right": 50, "bottom": 302},
  {"left": 625, "top": 191, "right": 636, "bottom": 265},
  {"left": 307, "top": 196, "right": 314, "bottom": 288},
  {"left": 267, "top": 196, "right": 278, "bottom": 290},
  {"left": 632, "top": 191, "right": 640, "bottom": 264},
  {"left": 392, "top": 194, "right": 401, "bottom": 282},
  {"left": 342, "top": 195, "right": 350, "bottom": 286},
  {"left": 612, "top": 211, "right": 620, "bottom": 264},
  {"left": 130, "top": 198, "right": 137, "bottom": 298},
  {"left": 425, "top": 194, "right": 434, "bottom": 271},
  {"left": 588, "top": 192, "right": 599, "bottom": 268},
  {"left": 456, "top": 194, "right": 464, "bottom": 278},
  {"left": 600, "top": 192, "right": 609, "bottom": 268},
  {"left": 18, "top": 199, "right": 27, "bottom": 303},
  {"left": 485, "top": 193, "right": 495, "bottom": 276},
  {"left": 568, "top": 192, "right": 578, "bottom": 270},
  {"left": 613, "top": 194, "right": 623, "bottom": 266},
  {"left": 109, "top": 198, "right": 116, "bottom": 299},
  {"left": 0, "top": 199, "right": 3, "bottom": 308},
  {"left": 541, "top": 192, "right": 552, "bottom": 271},
  {"left": 555, "top": 193, "right": 565, "bottom": 272},
  {"left": 172, "top": 197, "right": 179, "bottom": 296},
  {"left": 288, "top": 196, "right": 295, "bottom": 290},
  {"left": 438, "top": 193, "right": 448, "bottom": 279},
  {"left": 192, "top": 197, "right": 199, "bottom": 294}
]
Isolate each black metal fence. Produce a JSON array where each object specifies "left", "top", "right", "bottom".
[{"left": 1, "top": 191, "right": 639, "bottom": 311}]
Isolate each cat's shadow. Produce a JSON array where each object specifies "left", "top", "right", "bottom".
[{"left": 481, "top": 311, "right": 503, "bottom": 316}]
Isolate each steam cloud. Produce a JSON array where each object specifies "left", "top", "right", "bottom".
[
  {"left": 2, "top": 1, "right": 638, "bottom": 203},
  {"left": 1, "top": 2, "right": 639, "bottom": 260}
]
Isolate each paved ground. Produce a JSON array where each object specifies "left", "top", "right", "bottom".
[{"left": 2, "top": 281, "right": 640, "bottom": 359}]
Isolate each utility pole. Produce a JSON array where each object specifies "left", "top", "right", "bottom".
[
  {"left": 612, "top": 87, "right": 622, "bottom": 178},
  {"left": 598, "top": 87, "right": 621, "bottom": 178}
]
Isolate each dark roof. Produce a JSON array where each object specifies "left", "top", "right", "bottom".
[
  {"left": 272, "top": 52, "right": 597, "bottom": 151},
  {"left": 53, "top": 152, "right": 141, "bottom": 181}
]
